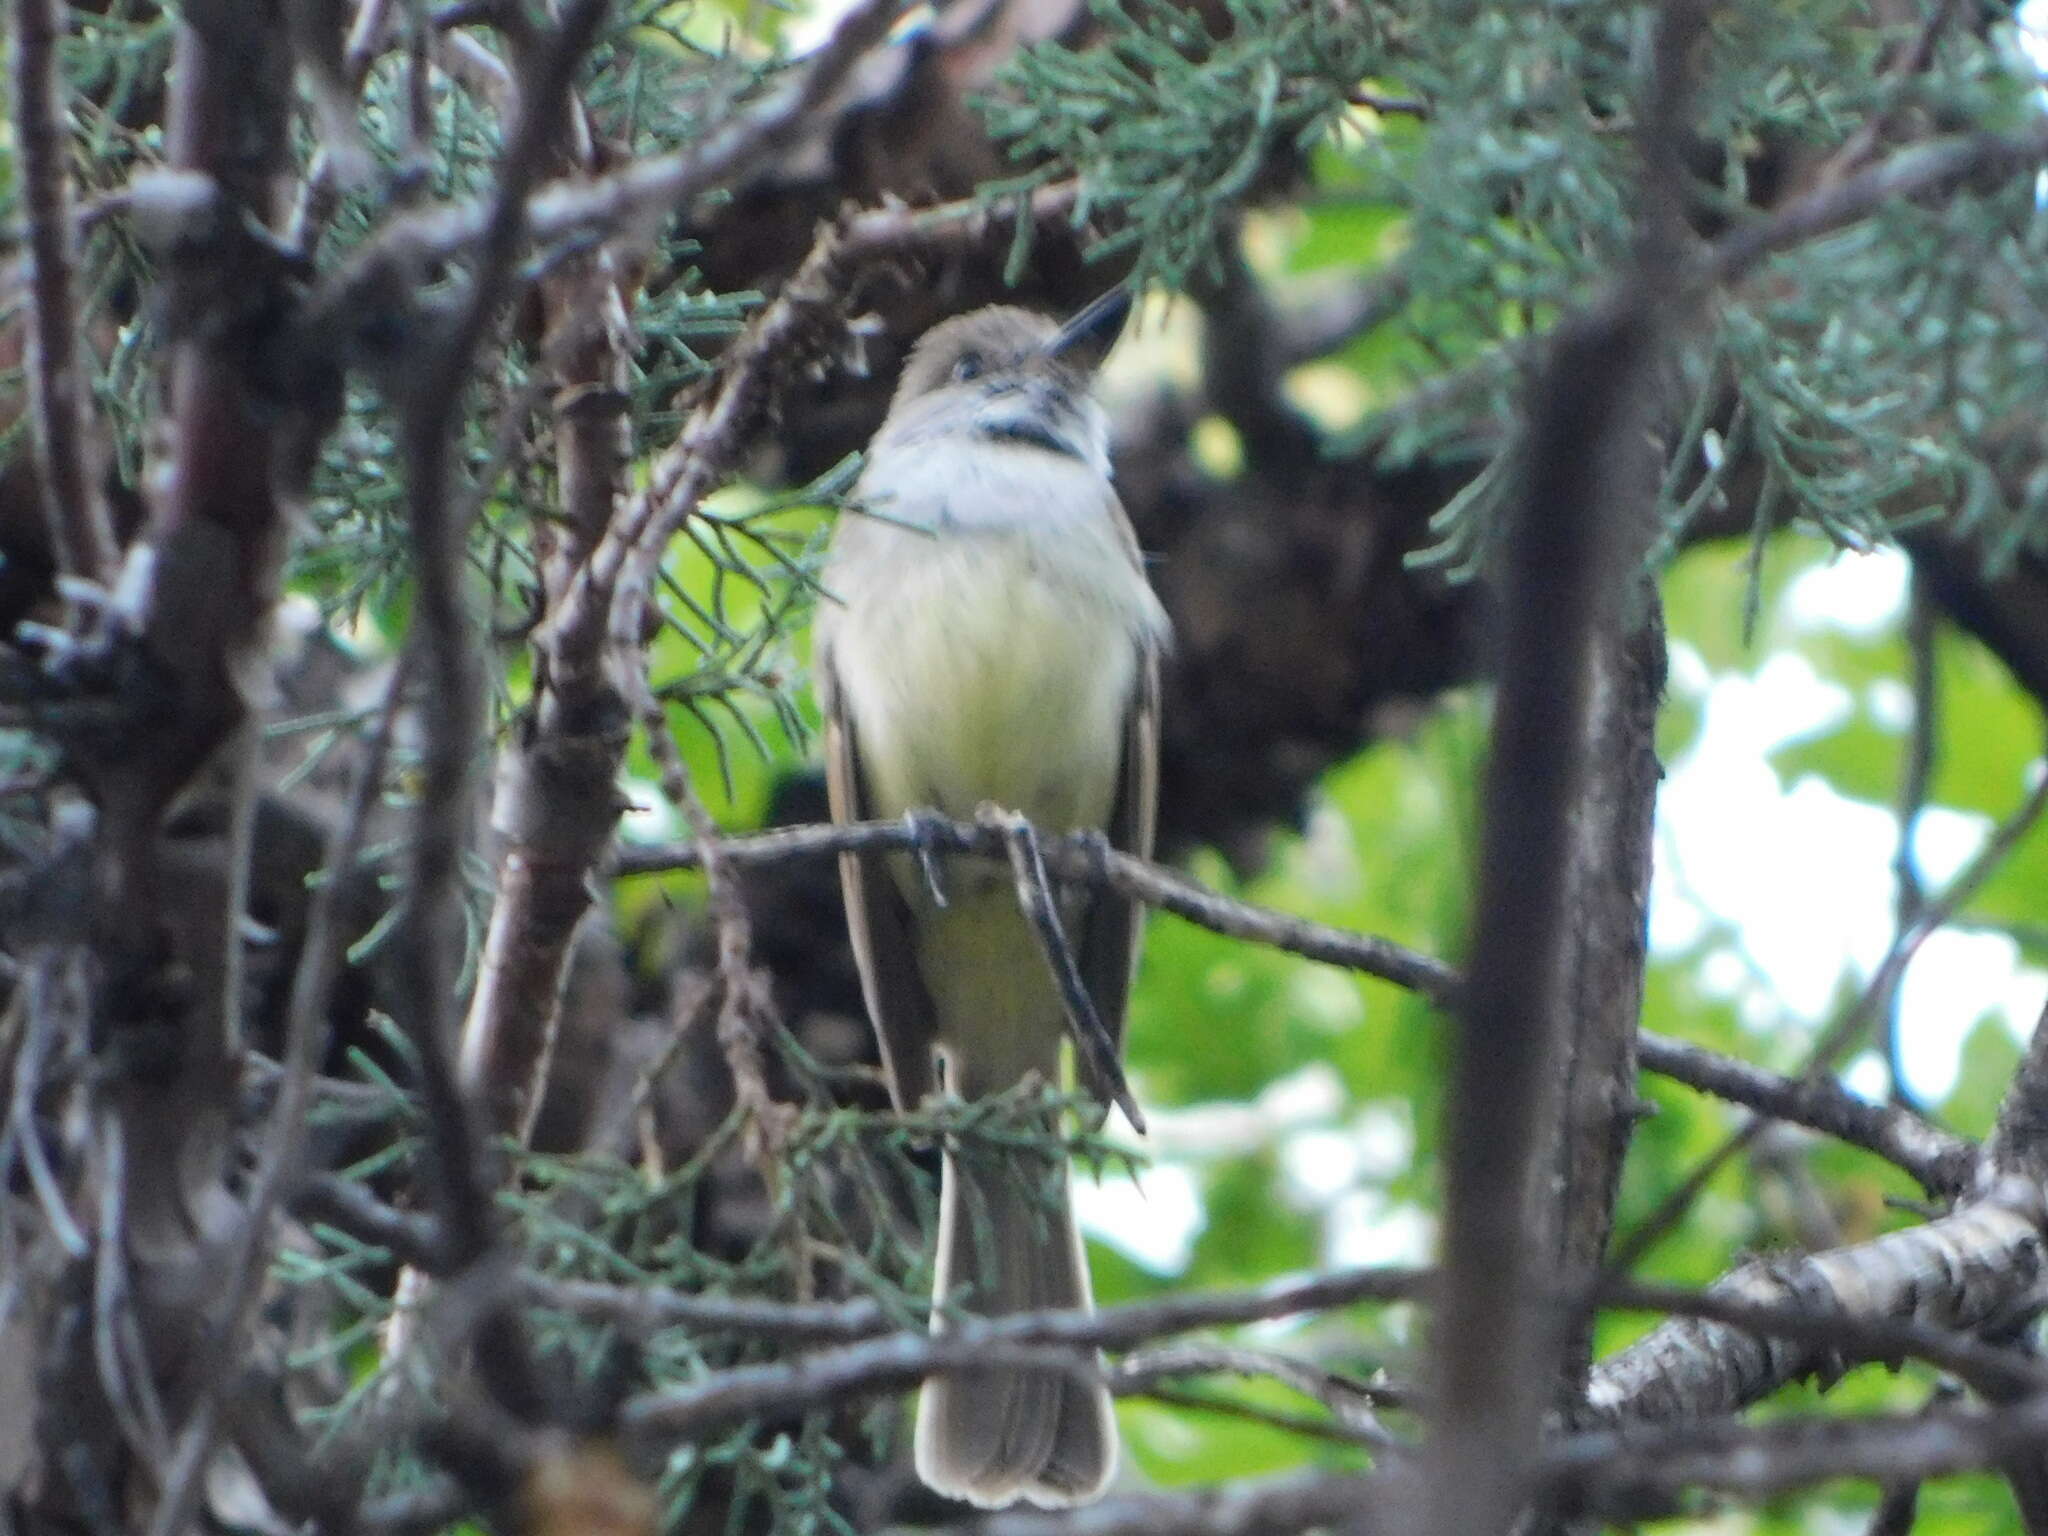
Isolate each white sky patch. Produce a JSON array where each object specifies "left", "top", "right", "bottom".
[
  {"left": 1076, "top": 1160, "right": 1204, "bottom": 1273},
  {"left": 1842, "top": 1052, "right": 1891, "bottom": 1104},
  {"left": 1327, "top": 1191, "right": 1433, "bottom": 1267},
  {"left": 1652, "top": 547, "right": 2045, "bottom": 1104},
  {"left": 1129, "top": 1063, "right": 1347, "bottom": 1161},
  {"left": 779, "top": 0, "right": 923, "bottom": 53},
  {"left": 1656, "top": 653, "right": 1877, "bottom": 1015},
  {"left": 617, "top": 775, "right": 681, "bottom": 842},
  {"left": 1079, "top": 1065, "right": 1352, "bottom": 1272},
  {"left": 1782, "top": 546, "right": 1910, "bottom": 634},
  {"left": 1866, "top": 676, "right": 1913, "bottom": 732},
  {"left": 2019, "top": 0, "right": 2048, "bottom": 200},
  {"left": 1896, "top": 929, "right": 2033, "bottom": 1101},
  {"left": 1282, "top": 1128, "right": 1362, "bottom": 1200},
  {"left": 1309, "top": 1108, "right": 1429, "bottom": 1266},
  {"left": 2022, "top": 1, "right": 2048, "bottom": 80}
]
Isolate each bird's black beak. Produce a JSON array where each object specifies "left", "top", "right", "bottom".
[{"left": 1044, "top": 287, "right": 1132, "bottom": 368}]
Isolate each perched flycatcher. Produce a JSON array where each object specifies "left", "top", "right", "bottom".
[{"left": 813, "top": 297, "right": 1168, "bottom": 1507}]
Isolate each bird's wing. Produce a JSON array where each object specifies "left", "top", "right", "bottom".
[
  {"left": 818, "top": 639, "right": 940, "bottom": 1112},
  {"left": 1074, "top": 630, "right": 1161, "bottom": 1109}
]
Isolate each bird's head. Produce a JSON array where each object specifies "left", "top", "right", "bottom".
[{"left": 876, "top": 292, "right": 1130, "bottom": 469}]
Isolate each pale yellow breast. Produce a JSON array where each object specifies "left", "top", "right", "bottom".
[{"left": 831, "top": 530, "right": 1139, "bottom": 835}]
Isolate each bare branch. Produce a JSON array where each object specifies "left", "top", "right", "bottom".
[
  {"left": 1587, "top": 1183, "right": 2048, "bottom": 1422},
  {"left": 1422, "top": 0, "right": 1710, "bottom": 1521},
  {"left": 7, "top": 0, "right": 119, "bottom": 588},
  {"left": 1864, "top": 1479, "right": 1923, "bottom": 1536},
  {"left": 1811, "top": 0, "right": 1967, "bottom": 187},
  {"left": 1990, "top": 994, "right": 2048, "bottom": 1183},
  {"left": 318, "top": 0, "right": 907, "bottom": 327},
  {"left": 1547, "top": 1392, "right": 2048, "bottom": 1517},
  {"left": 927, "top": 1468, "right": 1394, "bottom": 1536},
  {"left": 393, "top": 0, "right": 610, "bottom": 1272},
  {"left": 625, "top": 817, "right": 1969, "bottom": 1199},
  {"left": 145, "top": 663, "right": 409, "bottom": 1536},
  {"left": 621, "top": 1266, "right": 1426, "bottom": 1440},
  {"left": 1111, "top": 1341, "right": 1404, "bottom": 1447},
  {"left": 455, "top": 10, "right": 640, "bottom": 1141},
  {"left": 1637, "top": 1030, "right": 1978, "bottom": 1196},
  {"left": 1708, "top": 116, "right": 2048, "bottom": 286},
  {"left": 285, "top": 0, "right": 405, "bottom": 248},
  {"left": 631, "top": 678, "right": 791, "bottom": 1176},
  {"left": 1983, "top": 993, "right": 2048, "bottom": 1528},
  {"left": 614, "top": 814, "right": 1459, "bottom": 1003}
]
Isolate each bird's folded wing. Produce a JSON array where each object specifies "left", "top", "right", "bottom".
[
  {"left": 1074, "top": 645, "right": 1160, "bottom": 1111},
  {"left": 819, "top": 644, "right": 940, "bottom": 1112}
]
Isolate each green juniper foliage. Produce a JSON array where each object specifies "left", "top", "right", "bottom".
[
  {"left": 992, "top": 0, "right": 2048, "bottom": 582},
  {"left": 288, "top": 1052, "right": 1128, "bottom": 1531},
  {"left": 985, "top": 0, "right": 1387, "bottom": 288},
  {"left": 13, "top": 2, "right": 2048, "bottom": 1530}
]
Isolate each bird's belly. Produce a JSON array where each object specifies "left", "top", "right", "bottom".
[{"left": 836, "top": 538, "right": 1138, "bottom": 835}]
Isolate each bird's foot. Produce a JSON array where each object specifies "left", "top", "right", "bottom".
[{"left": 902, "top": 808, "right": 953, "bottom": 908}]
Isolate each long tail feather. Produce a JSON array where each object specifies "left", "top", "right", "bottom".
[{"left": 914, "top": 1147, "right": 1116, "bottom": 1508}]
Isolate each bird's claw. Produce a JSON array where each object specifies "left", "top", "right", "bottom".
[{"left": 902, "top": 809, "right": 951, "bottom": 908}]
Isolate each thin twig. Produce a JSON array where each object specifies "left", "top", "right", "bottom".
[
  {"left": 615, "top": 815, "right": 1459, "bottom": 1003},
  {"left": 93, "top": 1110, "right": 169, "bottom": 1465},
  {"left": 621, "top": 1266, "right": 1429, "bottom": 1439},
  {"left": 617, "top": 972, "right": 717, "bottom": 1135},
  {"left": 394, "top": 0, "right": 610, "bottom": 1273},
  {"left": 1812, "top": 0, "right": 1966, "bottom": 187},
  {"left": 296, "top": 1173, "right": 450, "bottom": 1269},
  {"left": 632, "top": 667, "right": 794, "bottom": 1196},
  {"left": 1127, "top": 1383, "right": 1391, "bottom": 1451},
  {"left": 991, "top": 809, "right": 1145, "bottom": 1133},
  {"left": 379, "top": 2, "right": 611, "bottom": 1441},
  {"left": 1637, "top": 1030, "right": 1977, "bottom": 1195},
  {"left": 1112, "top": 1340, "right": 1403, "bottom": 1445},
  {"left": 9, "top": 0, "right": 119, "bottom": 587},
  {"left": 1707, "top": 116, "right": 2048, "bottom": 286},
  {"left": 4, "top": 955, "right": 89, "bottom": 1257},
  {"left": 317, "top": 0, "right": 907, "bottom": 333},
  {"left": 286, "top": 0, "right": 403, "bottom": 249},
  {"left": 1884, "top": 576, "right": 1938, "bottom": 1110}
]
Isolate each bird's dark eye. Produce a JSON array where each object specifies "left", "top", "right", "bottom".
[{"left": 951, "top": 351, "right": 985, "bottom": 383}]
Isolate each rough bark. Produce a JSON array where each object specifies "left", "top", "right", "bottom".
[
  {"left": 7, "top": 4, "right": 312, "bottom": 1532},
  {"left": 1541, "top": 594, "right": 1665, "bottom": 1398},
  {"left": 1584, "top": 1181, "right": 2048, "bottom": 1423},
  {"left": 457, "top": 176, "right": 636, "bottom": 1141},
  {"left": 1421, "top": 290, "right": 1668, "bottom": 1536}
]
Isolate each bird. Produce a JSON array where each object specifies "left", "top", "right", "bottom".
[{"left": 812, "top": 295, "right": 1168, "bottom": 1507}]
